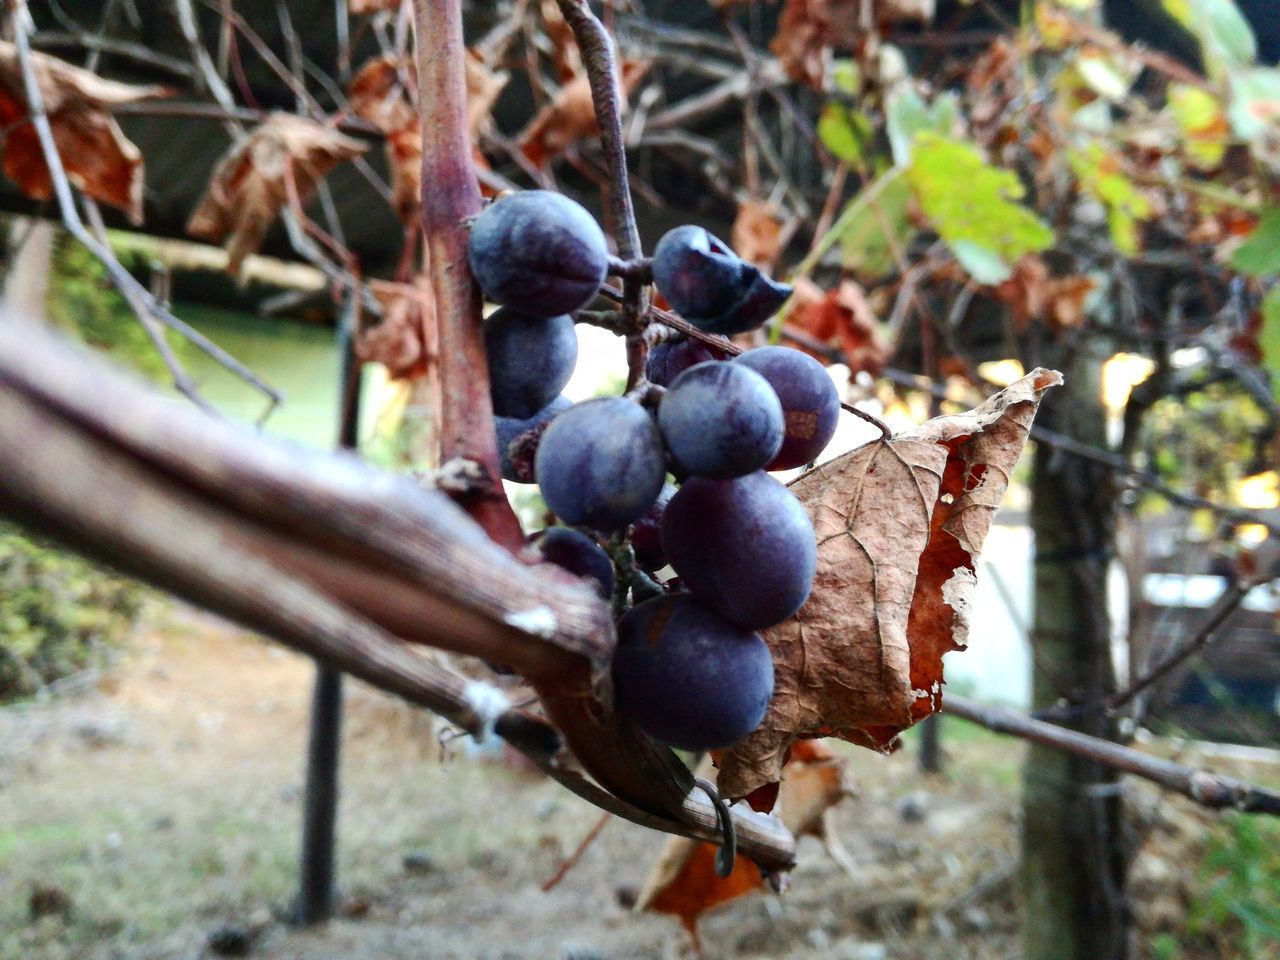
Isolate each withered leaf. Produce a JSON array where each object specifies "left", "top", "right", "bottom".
[
  {"left": 186, "top": 113, "right": 367, "bottom": 276},
  {"left": 357, "top": 277, "right": 436, "bottom": 380},
  {"left": 996, "top": 256, "right": 1096, "bottom": 333},
  {"left": 717, "top": 370, "right": 1062, "bottom": 800},
  {"left": 348, "top": 0, "right": 399, "bottom": 13},
  {"left": 731, "top": 199, "right": 787, "bottom": 270},
  {"left": 518, "top": 59, "right": 650, "bottom": 168},
  {"left": 0, "top": 42, "right": 168, "bottom": 223},
  {"left": 637, "top": 745, "right": 852, "bottom": 938},
  {"left": 348, "top": 51, "right": 503, "bottom": 222},
  {"left": 788, "top": 277, "right": 889, "bottom": 375}
]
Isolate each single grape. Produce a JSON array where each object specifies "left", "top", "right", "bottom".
[
  {"left": 485, "top": 307, "right": 578, "bottom": 419},
  {"left": 534, "top": 397, "right": 667, "bottom": 531},
  {"left": 468, "top": 190, "right": 609, "bottom": 317},
  {"left": 658, "top": 362, "right": 784, "bottom": 478},
  {"left": 528, "top": 527, "right": 615, "bottom": 600},
  {"left": 733, "top": 346, "right": 840, "bottom": 470},
  {"left": 630, "top": 482, "right": 675, "bottom": 571},
  {"left": 495, "top": 395, "right": 571, "bottom": 483},
  {"left": 662, "top": 471, "right": 816, "bottom": 629},
  {"left": 651, "top": 225, "right": 793, "bottom": 335},
  {"left": 652, "top": 226, "right": 745, "bottom": 321},
  {"left": 612, "top": 594, "right": 774, "bottom": 751},
  {"left": 645, "top": 336, "right": 729, "bottom": 387}
]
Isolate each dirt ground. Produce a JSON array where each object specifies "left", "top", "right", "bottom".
[{"left": 1, "top": 608, "right": 1274, "bottom": 960}]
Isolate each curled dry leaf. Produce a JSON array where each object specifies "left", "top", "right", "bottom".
[
  {"left": 731, "top": 199, "right": 786, "bottom": 270},
  {"left": 995, "top": 255, "right": 1096, "bottom": 333},
  {"left": 788, "top": 277, "right": 890, "bottom": 375},
  {"left": 348, "top": 52, "right": 504, "bottom": 221},
  {"left": 636, "top": 743, "right": 852, "bottom": 940},
  {"left": 0, "top": 42, "right": 168, "bottom": 223},
  {"left": 187, "top": 113, "right": 366, "bottom": 277},
  {"left": 773, "top": 0, "right": 933, "bottom": 86},
  {"left": 716, "top": 369, "right": 1063, "bottom": 800},
  {"left": 357, "top": 277, "right": 436, "bottom": 380},
  {"left": 518, "top": 59, "right": 651, "bottom": 168}
]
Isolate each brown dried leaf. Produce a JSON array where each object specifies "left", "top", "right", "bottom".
[
  {"left": 717, "top": 370, "right": 1063, "bottom": 799},
  {"left": 186, "top": 113, "right": 366, "bottom": 276},
  {"left": 348, "top": 52, "right": 503, "bottom": 222},
  {"left": 357, "top": 277, "right": 436, "bottom": 380},
  {"left": 996, "top": 256, "right": 1095, "bottom": 333},
  {"left": 348, "top": 55, "right": 417, "bottom": 134},
  {"left": 637, "top": 745, "right": 851, "bottom": 937},
  {"left": 788, "top": 277, "right": 889, "bottom": 375},
  {"left": 731, "top": 199, "right": 786, "bottom": 270},
  {"left": 348, "top": 0, "right": 399, "bottom": 13},
  {"left": 0, "top": 42, "right": 168, "bottom": 223},
  {"left": 518, "top": 59, "right": 650, "bottom": 168},
  {"left": 540, "top": 0, "right": 582, "bottom": 82}
]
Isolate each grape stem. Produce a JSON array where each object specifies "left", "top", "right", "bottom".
[
  {"left": 554, "top": 0, "right": 652, "bottom": 386},
  {"left": 413, "top": 0, "right": 524, "bottom": 550}
]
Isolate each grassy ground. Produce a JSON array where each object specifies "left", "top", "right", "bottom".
[{"left": 1, "top": 608, "right": 1276, "bottom": 960}]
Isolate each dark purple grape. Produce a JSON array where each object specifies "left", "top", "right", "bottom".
[
  {"left": 733, "top": 346, "right": 840, "bottom": 471},
  {"left": 658, "top": 362, "right": 784, "bottom": 479},
  {"left": 495, "top": 395, "right": 571, "bottom": 483},
  {"left": 468, "top": 191, "right": 609, "bottom": 317},
  {"left": 652, "top": 225, "right": 793, "bottom": 336},
  {"left": 534, "top": 397, "right": 666, "bottom": 531},
  {"left": 645, "top": 337, "right": 729, "bottom": 387},
  {"left": 612, "top": 594, "right": 774, "bottom": 751},
  {"left": 662, "top": 471, "right": 816, "bottom": 629},
  {"left": 485, "top": 307, "right": 578, "bottom": 419},
  {"left": 528, "top": 527, "right": 614, "bottom": 600},
  {"left": 631, "top": 483, "right": 674, "bottom": 571}
]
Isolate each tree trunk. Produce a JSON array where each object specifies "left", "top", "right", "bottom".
[{"left": 1022, "top": 350, "right": 1130, "bottom": 959}]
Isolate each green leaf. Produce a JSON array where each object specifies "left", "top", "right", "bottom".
[
  {"left": 1230, "top": 208, "right": 1280, "bottom": 276},
  {"left": 1163, "top": 0, "right": 1257, "bottom": 79},
  {"left": 1169, "top": 82, "right": 1229, "bottom": 169},
  {"left": 832, "top": 59, "right": 860, "bottom": 95},
  {"left": 906, "top": 132, "right": 1054, "bottom": 285},
  {"left": 1262, "top": 288, "right": 1280, "bottom": 404},
  {"left": 886, "top": 87, "right": 959, "bottom": 167},
  {"left": 837, "top": 173, "right": 915, "bottom": 279},
  {"left": 818, "top": 102, "right": 873, "bottom": 166}
]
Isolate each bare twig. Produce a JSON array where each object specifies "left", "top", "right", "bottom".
[
  {"left": 541, "top": 812, "right": 610, "bottom": 892},
  {"left": 7, "top": 1, "right": 281, "bottom": 417},
  {"left": 943, "top": 695, "right": 1280, "bottom": 816},
  {"left": 1108, "top": 578, "right": 1256, "bottom": 714},
  {"left": 554, "top": 0, "right": 651, "bottom": 387}
]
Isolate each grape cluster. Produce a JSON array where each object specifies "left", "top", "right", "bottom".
[{"left": 470, "top": 193, "right": 841, "bottom": 753}]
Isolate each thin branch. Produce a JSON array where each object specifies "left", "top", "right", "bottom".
[
  {"left": 555, "top": 0, "right": 650, "bottom": 389},
  {"left": 943, "top": 695, "right": 1280, "bottom": 816},
  {"left": 6, "top": 1, "right": 282, "bottom": 417},
  {"left": 1108, "top": 578, "right": 1256, "bottom": 714}
]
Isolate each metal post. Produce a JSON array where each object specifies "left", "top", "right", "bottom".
[{"left": 296, "top": 314, "right": 362, "bottom": 925}]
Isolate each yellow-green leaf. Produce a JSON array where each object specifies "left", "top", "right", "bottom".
[
  {"left": 1262, "top": 288, "right": 1280, "bottom": 404},
  {"left": 1169, "top": 83, "right": 1229, "bottom": 170},
  {"left": 1068, "top": 142, "right": 1153, "bottom": 256},
  {"left": 818, "top": 102, "right": 873, "bottom": 166},
  {"left": 906, "top": 133, "right": 1054, "bottom": 284}
]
